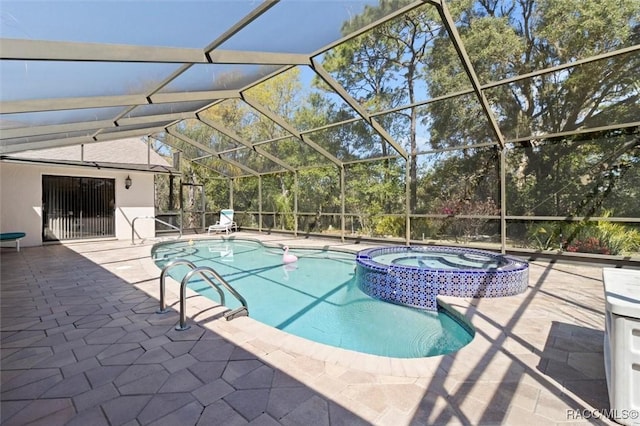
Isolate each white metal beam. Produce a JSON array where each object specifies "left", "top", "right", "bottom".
[
  {"left": 116, "top": 112, "right": 195, "bottom": 127},
  {"left": 1, "top": 95, "right": 144, "bottom": 114},
  {"left": 203, "top": 0, "right": 280, "bottom": 55},
  {"left": 0, "top": 135, "right": 94, "bottom": 154},
  {"left": 0, "top": 38, "right": 207, "bottom": 63},
  {"left": 208, "top": 50, "right": 310, "bottom": 65},
  {"left": 94, "top": 126, "right": 167, "bottom": 141},
  {"left": 150, "top": 90, "right": 241, "bottom": 104},
  {"left": 1, "top": 120, "right": 114, "bottom": 140},
  {"left": 0, "top": 38, "right": 310, "bottom": 66},
  {"left": 1, "top": 90, "right": 240, "bottom": 114}
]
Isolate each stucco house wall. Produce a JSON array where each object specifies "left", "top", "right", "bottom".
[
  {"left": 0, "top": 138, "right": 173, "bottom": 248},
  {"left": 0, "top": 162, "right": 156, "bottom": 247}
]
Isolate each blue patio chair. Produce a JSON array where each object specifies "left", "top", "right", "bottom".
[{"left": 0, "top": 232, "right": 26, "bottom": 252}]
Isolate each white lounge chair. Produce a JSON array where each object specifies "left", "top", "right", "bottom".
[{"left": 207, "top": 209, "right": 237, "bottom": 235}]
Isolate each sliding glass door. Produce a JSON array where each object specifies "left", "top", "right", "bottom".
[{"left": 42, "top": 175, "right": 115, "bottom": 241}]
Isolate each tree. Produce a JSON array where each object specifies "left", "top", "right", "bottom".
[
  {"left": 345, "top": 160, "right": 405, "bottom": 236},
  {"left": 425, "top": 0, "right": 639, "bottom": 216},
  {"left": 319, "top": 2, "right": 444, "bottom": 212}
]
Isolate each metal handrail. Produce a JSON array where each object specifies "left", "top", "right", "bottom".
[
  {"left": 157, "top": 259, "right": 225, "bottom": 314},
  {"left": 132, "top": 216, "right": 182, "bottom": 245},
  {"left": 176, "top": 266, "right": 249, "bottom": 330}
]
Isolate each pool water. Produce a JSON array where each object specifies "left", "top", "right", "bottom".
[
  {"left": 373, "top": 249, "right": 507, "bottom": 270},
  {"left": 153, "top": 240, "right": 474, "bottom": 358}
]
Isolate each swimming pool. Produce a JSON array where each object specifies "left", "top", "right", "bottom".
[{"left": 152, "top": 239, "right": 474, "bottom": 358}]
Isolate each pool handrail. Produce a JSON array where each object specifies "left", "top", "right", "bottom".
[
  {"left": 176, "top": 266, "right": 249, "bottom": 330},
  {"left": 132, "top": 216, "right": 182, "bottom": 245},
  {"left": 158, "top": 258, "right": 225, "bottom": 314}
]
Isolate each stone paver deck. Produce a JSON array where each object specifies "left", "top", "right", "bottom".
[{"left": 1, "top": 232, "right": 630, "bottom": 425}]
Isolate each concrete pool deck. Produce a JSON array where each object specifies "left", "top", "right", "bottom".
[{"left": 0, "top": 232, "right": 627, "bottom": 425}]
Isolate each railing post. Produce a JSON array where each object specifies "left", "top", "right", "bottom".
[
  {"left": 177, "top": 270, "right": 193, "bottom": 331},
  {"left": 158, "top": 270, "right": 169, "bottom": 313}
]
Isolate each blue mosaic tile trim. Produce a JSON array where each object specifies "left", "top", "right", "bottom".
[{"left": 356, "top": 246, "right": 529, "bottom": 311}]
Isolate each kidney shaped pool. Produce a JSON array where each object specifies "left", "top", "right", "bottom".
[{"left": 152, "top": 239, "right": 474, "bottom": 358}]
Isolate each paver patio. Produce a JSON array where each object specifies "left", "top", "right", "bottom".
[{"left": 0, "top": 232, "right": 627, "bottom": 425}]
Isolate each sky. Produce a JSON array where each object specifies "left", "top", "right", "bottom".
[
  {"left": 0, "top": 0, "right": 385, "bottom": 105},
  {"left": 0, "top": 1, "right": 381, "bottom": 50}
]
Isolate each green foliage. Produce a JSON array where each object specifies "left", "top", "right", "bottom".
[
  {"left": 273, "top": 190, "right": 295, "bottom": 230},
  {"left": 410, "top": 218, "right": 442, "bottom": 240},
  {"left": 526, "top": 223, "right": 563, "bottom": 251},
  {"left": 298, "top": 167, "right": 340, "bottom": 215},
  {"left": 507, "top": 131, "right": 640, "bottom": 217},
  {"left": 563, "top": 213, "right": 640, "bottom": 255},
  {"left": 589, "top": 221, "right": 640, "bottom": 255},
  {"left": 418, "top": 148, "right": 500, "bottom": 214},
  {"left": 373, "top": 216, "right": 405, "bottom": 238},
  {"left": 430, "top": 0, "right": 639, "bottom": 153},
  {"left": 526, "top": 213, "right": 640, "bottom": 255},
  {"left": 345, "top": 160, "right": 405, "bottom": 236},
  {"left": 233, "top": 177, "right": 258, "bottom": 212},
  {"left": 537, "top": 0, "right": 638, "bottom": 58},
  {"left": 203, "top": 178, "right": 229, "bottom": 212}
]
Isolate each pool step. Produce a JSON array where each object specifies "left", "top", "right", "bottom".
[{"left": 225, "top": 306, "right": 249, "bottom": 321}]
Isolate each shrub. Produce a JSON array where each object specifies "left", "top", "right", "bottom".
[
  {"left": 373, "top": 216, "right": 405, "bottom": 238},
  {"left": 526, "top": 214, "right": 640, "bottom": 256},
  {"left": 562, "top": 213, "right": 640, "bottom": 255},
  {"left": 410, "top": 218, "right": 440, "bottom": 240},
  {"left": 592, "top": 220, "right": 640, "bottom": 255},
  {"left": 438, "top": 197, "right": 499, "bottom": 242},
  {"left": 565, "top": 237, "right": 611, "bottom": 255},
  {"left": 526, "top": 223, "right": 562, "bottom": 250}
]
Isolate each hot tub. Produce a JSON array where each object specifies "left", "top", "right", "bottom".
[{"left": 356, "top": 246, "right": 529, "bottom": 310}]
